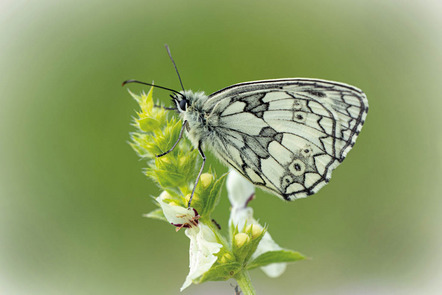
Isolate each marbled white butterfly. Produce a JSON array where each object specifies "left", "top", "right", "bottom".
[{"left": 124, "top": 46, "right": 368, "bottom": 206}]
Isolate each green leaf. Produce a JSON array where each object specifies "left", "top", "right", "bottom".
[
  {"left": 247, "top": 250, "right": 305, "bottom": 270},
  {"left": 144, "top": 208, "right": 168, "bottom": 222},
  {"left": 199, "top": 173, "right": 227, "bottom": 217},
  {"left": 195, "top": 261, "right": 241, "bottom": 283}
]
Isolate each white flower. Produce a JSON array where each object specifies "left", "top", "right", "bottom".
[
  {"left": 181, "top": 223, "right": 222, "bottom": 291},
  {"left": 250, "top": 232, "right": 286, "bottom": 278},
  {"left": 227, "top": 170, "right": 287, "bottom": 278},
  {"left": 155, "top": 192, "right": 223, "bottom": 291},
  {"left": 227, "top": 169, "right": 255, "bottom": 209},
  {"left": 156, "top": 191, "right": 200, "bottom": 230}
]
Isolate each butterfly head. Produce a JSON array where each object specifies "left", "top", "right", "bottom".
[
  {"left": 171, "top": 90, "right": 205, "bottom": 113},
  {"left": 171, "top": 93, "right": 189, "bottom": 113}
]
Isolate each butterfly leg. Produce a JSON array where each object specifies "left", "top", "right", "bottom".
[
  {"left": 188, "top": 141, "right": 205, "bottom": 208},
  {"left": 156, "top": 120, "right": 187, "bottom": 157}
]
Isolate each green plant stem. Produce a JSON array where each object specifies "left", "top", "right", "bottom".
[{"left": 235, "top": 270, "right": 255, "bottom": 295}]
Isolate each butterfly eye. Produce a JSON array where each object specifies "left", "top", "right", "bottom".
[{"left": 179, "top": 99, "right": 188, "bottom": 111}]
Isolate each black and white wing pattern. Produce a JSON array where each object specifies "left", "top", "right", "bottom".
[{"left": 203, "top": 78, "right": 368, "bottom": 201}]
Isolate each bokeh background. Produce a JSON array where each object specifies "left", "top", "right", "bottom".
[{"left": 1, "top": 1, "right": 441, "bottom": 294}]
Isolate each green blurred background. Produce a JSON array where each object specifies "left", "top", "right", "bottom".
[{"left": 1, "top": 1, "right": 441, "bottom": 294}]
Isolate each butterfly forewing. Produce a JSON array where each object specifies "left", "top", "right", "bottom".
[{"left": 205, "top": 79, "right": 368, "bottom": 201}]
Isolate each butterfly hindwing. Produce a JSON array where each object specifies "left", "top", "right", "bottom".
[{"left": 206, "top": 79, "right": 368, "bottom": 200}]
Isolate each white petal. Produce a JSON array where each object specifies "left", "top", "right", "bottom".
[
  {"left": 227, "top": 169, "right": 255, "bottom": 208},
  {"left": 251, "top": 232, "right": 287, "bottom": 278},
  {"left": 260, "top": 262, "right": 287, "bottom": 278},
  {"left": 156, "top": 192, "right": 196, "bottom": 225},
  {"left": 180, "top": 223, "right": 223, "bottom": 291},
  {"left": 229, "top": 206, "right": 254, "bottom": 230}
]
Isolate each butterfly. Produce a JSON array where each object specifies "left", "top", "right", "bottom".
[{"left": 124, "top": 46, "right": 368, "bottom": 206}]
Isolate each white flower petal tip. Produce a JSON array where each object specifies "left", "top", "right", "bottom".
[
  {"left": 156, "top": 192, "right": 200, "bottom": 230},
  {"left": 180, "top": 223, "right": 223, "bottom": 291},
  {"left": 227, "top": 169, "right": 255, "bottom": 208},
  {"left": 252, "top": 232, "right": 287, "bottom": 277},
  {"left": 227, "top": 170, "right": 259, "bottom": 230},
  {"left": 261, "top": 262, "right": 287, "bottom": 278}
]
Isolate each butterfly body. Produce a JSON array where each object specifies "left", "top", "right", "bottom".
[
  {"left": 172, "top": 78, "right": 368, "bottom": 201},
  {"left": 176, "top": 90, "right": 212, "bottom": 148}
]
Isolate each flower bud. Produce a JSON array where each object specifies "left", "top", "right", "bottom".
[
  {"left": 234, "top": 233, "right": 250, "bottom": 248},
  {"left": 179, "top": 155, "right": 190, "bottom": 167},
  {"left": 158, "top": 191, "right": 173, "bottom": 201},
  {"left": 200, "top": 173, "right": 214, "bottom": 188},
  {"left": 246, "top": 224, "right": 263, "bottom": 239},
  {"left": 219, "top": 252, "right": 234, "bottom": 264},
  {"left": 185, "top": 193, "right": 199, "bottom": 207},
  {"left": 156, "top": 156, "right": 171, "bottom": 165}
]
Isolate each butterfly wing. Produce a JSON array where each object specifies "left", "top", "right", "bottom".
[{"left": 204, "top": 79, "right": 368, "bottom": 200}]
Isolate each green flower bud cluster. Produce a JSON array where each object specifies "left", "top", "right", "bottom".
[
  {"left": 197, "top": 223, "right": 267, "bottom": 283},
  {"left": 232, "top": 224, "right": 266, "bottom": 265},
  {"left": 128, "top": 86, "right": 228, "bottom": 221},
  {"left": 129, "top": 87, "right": 199, "bottom": 204}
]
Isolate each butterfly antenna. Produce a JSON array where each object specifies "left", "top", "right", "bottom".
[
  {"left": 122, "top": 79, "right": 185, "bottom": 98},
  {"left": 165, "top": 44, "right": 185, "bottom": 92}
]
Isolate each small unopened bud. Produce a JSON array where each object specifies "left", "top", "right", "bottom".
[
  {"left": 179, "top": 155, "right": 189, "bottom": 166},
  {"left": 246, "top": 224, "right": 263, "bottom": 239},
  {"left": 185, "top": 193, "right": 199, "bottom": 206},
  {"left": 159, "top": 191, "right": 173, "bottom": 201},
  {"left": 157, "top": 156, "right": 171, "bottom": 165},
  {"left": 200, "top": 173, "right": 214, "bottom": 188},
  {"left": 234, "top": 233, "right": 250, "bottom": 248},
  {"left": 219, "top": 252, "right": 234, "bottom": 264}
]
